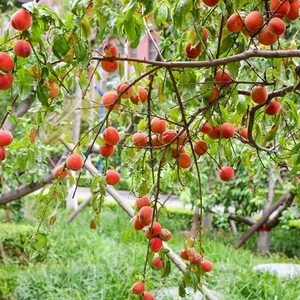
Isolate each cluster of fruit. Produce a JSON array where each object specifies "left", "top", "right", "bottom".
[
  {"left": 0, "top": 8, "right": 60, "bottom": 96},
  {"left": 226, "top": 0, "right": 300, "bottom": 46},
  {"left": 130, "top": 195, "right": 172, "bottom": 299},
  {"left": 179, "top": 247, "right": 213, "bottom": 272}
]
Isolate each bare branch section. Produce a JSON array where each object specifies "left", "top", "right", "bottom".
[
  {"left": 60, "top": 139, "right": 218, "bottom": 300},
  {"left": 92, "top": 49, "right": 300, "bottom": 69},
  {"left": 0, "top": 172, "right": 54, "bottom": 205},
  {"left": 228, "top": 214, "right": 256, "bottom": 226},
  {"left": 234, "top": 190, "right": 295, "bottom": 249},
  {"left": 266, "top": 194, "right": 295, "bottom": 228}
]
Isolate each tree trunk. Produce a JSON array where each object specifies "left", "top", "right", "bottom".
[
  {"left": 257, "top": 227, "right": 271, "bottom": 255},
  {"left": 256, "top": 167, "right": 275, "bottom": 254},
  {"left": 202, "top": 213, "right": 213, "bottom": 232}
]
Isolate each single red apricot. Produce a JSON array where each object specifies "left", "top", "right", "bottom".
[
  {"left": 208, "top": 126, "right": 220, "bottom": 139},
  {"left": 11, "top": 8, "right": 33, "bottom": 31},
  {"left": 159, "top": 228, "right": 172, "bottom": 241},
  {"left": 251, "top": 85, "right": 268, "bottom": 104},
  {"left": 116, "top": 81, "right": 134, "bottom": 99},
  {"left": 152, "top": 257, "right": 164, "bottom": 270},
  {"left": 0, "top": 146, "right": 7, "bottom": 161},
  {"left": 105, "top": 169, "right": 120, "bottom": 185},
  {"left": 101, "top": 60, "right": 119, "bottom": 73},
  {"left": 220, "top": 122, "right": 235, "bottom": 138},
  {"left": 66, "top": 153, "right": 84, "bottom": 171},
  {"left": 14, "top": 40, "right": 31, "bottom": 58},
  {"left": 178, "top": 153, "right": 192, "bottom": 169},
  {"left": 102, "top": 91, "right": 120, "bottom": 110},
  {"left": 268, "top": 17, "right": 286, "bottom": 36},
  {"left": 226, "top": 13, "right": 244, "bottom": 33},
  {"left": 199, "top": 122, "right": 213, "bottom": 134},
  {"left": 161, "top": 129, "right": 177, "bottom": 144},
  {"left": 244, "top": 11, "right": 264, "bottom": 36},
  {"left": 151, "top": 117, "right": 167, "bottom": 134},
  {"left": 149, "top": 237, "right": 163, "bottom": 252},
  {"left": 103, "top": 42, "right": 118, "bottom": 57},
  {"left": 54, "top": 165, "right": 68, "bottom": 179},
  {"left": 131, "top": 281, "right": 145, "bottom": 295},
  {"left": 45, "top": 81, "right": 60, "bottom": 99},
  {"left": 0, "top": 74, "right": 13, "bottom": 90},
  {"left": 214, "top": 69, "right": 232, "bottom": 87},
  {"left": 138, "top": 206, "right": 153, "bottom": 226},
  {"left": 142, "top": 291, "right": 155, "bottom": 300},
  {"left": 0, "top": 130, "right": 13, "bottom": 146},
  {"left": 179, "top": 250, "right": 189, "bottom": 260},
  {"left": 265, "top": 99, "right": 281, "bottom": 115},
  {"left": 99, "top": 144, "right": 114, "bottom": 157},
  {"left": 238, "top": 128, "right": 248, "bottom": 140},
  {"left": 270, "top": 0, "right": 291, "bottom": 18},
  {"left": 202, "top": 26, "right": 209, "bottom": 42},
  {"left": 201, "top": 259, "right": 213, "bottom": 272},
  {"left": 132, "top": 132, "right": 148, "bottom": 147},
  {"left": 193, "top": 140, "right": 208, "bottom": 156},
  {"left": 258, "top": 27, "right": 278, "bottom": 46},
  {"left": 219, "top": 166, "right": 234, "bottom": 181},
  {"left": 286, "top": 0, "right": 300, "bottom": 20},
  {"left": 133, "top": 215, "right": 144, "bottom": 230},
  {"left": 208, "top": 86, "right": 219, "bottom": 102},
  {"left": 202, "top": 0, "right": 219, "bottom": 6},
  {"left": 149, "top": 221, "right": 162, "bottom": 236},
  {"left": 0, "top": 52, "right": 14, "bottom": 72},
  {"left": 184, "top": 41, "right": 201, "bottom": 59},
  {"left": 190, "top": 253, "right": 203, "bottom": 265},
  {"left": 136, "top": 195, "right": 151, "bottom": 210},
  {"left": 103, "top": 126, "right": 120, "bottom": 146}
]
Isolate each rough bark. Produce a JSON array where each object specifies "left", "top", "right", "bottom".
[
  {"left": 202, "top": 213, "right": 213, "bottom": 232},
  {"left": 228, "top": 214, "right": 255, "bottom": 226},
  {"left": 257, "top": 230, "right": 271, "bottom": 255},
  {"left": 256, "top": 167, "right": 276, "bottom": 254}
]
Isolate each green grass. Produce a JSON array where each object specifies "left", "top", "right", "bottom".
[{"left": 1, "top": 203, "right": 300, "bottom": 300}]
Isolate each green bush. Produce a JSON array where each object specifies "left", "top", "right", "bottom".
[{"left": 0, "top": 223, "right": 38, "bottom": 264}]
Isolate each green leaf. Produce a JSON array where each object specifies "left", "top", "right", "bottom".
[
  {"left": 24, "top": 233, "right": 48, "bottom": 260},
  {"left": 36, "top": 84, "right": 49, "bottom": 107},
  {"left": 173, "top": 0, "right": 192, "bottom": 29},
  {"left": 52, "top": 34, "right": 70, "bottom": 59},
  {"left": 75, "top": 42, "right": 88, "bottom": 61},
  {"left": 155, "top": 4, "right": 169, "bottom": 26}
]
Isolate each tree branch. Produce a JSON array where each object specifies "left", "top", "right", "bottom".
[
  {"left": 0, "top": 172, "right": 55, "bottom": 205},
  {"left": 92, "top": 49, "right": 300, "bottom": 69},
  {"left": 266, "top": 193, "right": 295, "bottom": 228},
  {"left": 233, "top": 190, "right": 295, "bottom": 249},
  {"left": 228, "top": 214, "right": 256, "bottom": 226}
]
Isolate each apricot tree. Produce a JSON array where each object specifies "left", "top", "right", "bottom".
[{"left": 0, "top": 0, "right": 300, "bottom": 298}]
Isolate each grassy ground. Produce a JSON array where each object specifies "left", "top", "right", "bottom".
[{"left": 1, "top": 204, "right": 300, "bottom": 300}]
